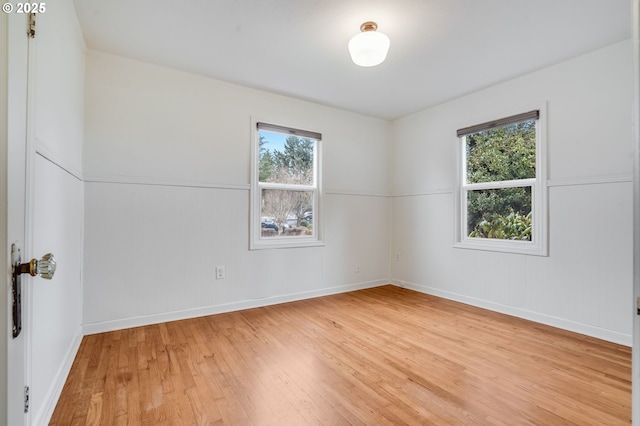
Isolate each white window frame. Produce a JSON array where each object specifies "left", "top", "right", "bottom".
[
  {"left": 454, "top": 104, "right": 548, "bottom": 256},
  {"left": 250, "top": 118, "right": 323, "bottom": 250}
]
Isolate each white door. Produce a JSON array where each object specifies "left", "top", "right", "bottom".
[
  {"left": 5, "top": 4, "right": 84, "bottom": 423},
  {"left": 4, "top": 11, "right": 35, "bottom": 426}
]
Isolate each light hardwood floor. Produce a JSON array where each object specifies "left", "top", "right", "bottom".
[{"left": 50, "top": 285, "right": 631, "bottom": 425}]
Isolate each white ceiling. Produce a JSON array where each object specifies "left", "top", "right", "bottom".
[{"left": 73, "top": 0, "right": 631, "bottom": 120}]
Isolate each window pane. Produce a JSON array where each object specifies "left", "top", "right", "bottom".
[
  {"left": 467, "top": 187, "right": 532, "bottom": 241},
  {"left": 259, "top": 130, "right": 315, "bottom": 185},
  {"left": 261, "top": 189, "right": 313, "bottom": 238},
  {"left": 466, "top": 120, "right": 536, "bottom": 184}
]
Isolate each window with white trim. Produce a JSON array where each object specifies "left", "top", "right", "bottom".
[
  {"left": 455, "top": 108, "right": 547, "bottom": 255},
  {"left": 250, "top": 122, "right": 323, "bottom": 250}
]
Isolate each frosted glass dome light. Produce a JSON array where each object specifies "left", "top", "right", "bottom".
[{"left": 348, "top": 21, "right": 390, "bottom": 67}]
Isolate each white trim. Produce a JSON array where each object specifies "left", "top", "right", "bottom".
[
  {"left": 391, "top": 188, "right": 455, "bottom": 198},
  {"left": 631, "top": 0, "right": 640, "bottom": 424},
  {"left": 464, "top": 178, "right": 535, "bottom": 191},
  {"left": 83, "top": 176, "right": 401, "bottom": 198},
  {"left": 24, "top": 16, "right": 38, "bottom": 426},
  {"left": 454, "top": 237, "right": 542, "bottom": 256},
  {"left": 78, "top": 175, "right": 634, "bottom": 193},
  {"left": 392, "top": 280, "right": 632, "bottom": 347},
  {"left": 547, "top": 174, "right": 633, "bottom": 187},
  {"left": 35, "top": 149, "right": 82, "bottom": 182},
  {"left": 0, "top": 10, "right": 9, "bottom": 424},
  {"left": 389, "top": 174, "right": 634, "bottom": 198},
  {"left": 33, "top": 328, "right": 83, "bottom": 426},
  {"left": 325, "top": 190, "right": 390, "bottom": 198},
  {"left": 251, "top": 236, "right": 325, "bottom": 250},
  {"left": 84, "top": 175, "right": 251, "bottom": 191},
  {"left": 454, "top": 102, "right": 548, "bottom": 256},
  {"left": 260, "top": 182, "right": 316, "bottom": 191},
  {"left": 250, "top": 117, "right": 324, "bottom": 250},
  {"left": 83, "top": 279, "right": 390, "bottom": 335},
  {"left": 81, "top": 177, "right": 392, "bottom": 198}
]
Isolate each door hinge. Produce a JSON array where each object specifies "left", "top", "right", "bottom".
[
  {"left": 637, "top": 296, "right": 640, "bottom": 316},
  {"left": 28, "top": 13, "right": 36, "bottom": 38},
  {"left": 24, "top": 386, "right": 29, "bottom": 413}
]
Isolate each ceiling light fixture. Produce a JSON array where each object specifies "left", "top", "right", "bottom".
[{"left": 348, "top": 21, "right": 390, "bottom": 67}]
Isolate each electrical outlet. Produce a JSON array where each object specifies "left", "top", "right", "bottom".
[
  {"left": 355, "top": 265, "right": 361, "bottom": 273},
  {"left": 215, "top": 266, "right": 225, "bottom": 280},
  {"left": 395, "top": 253, "right": 400, "bottom": 262}
]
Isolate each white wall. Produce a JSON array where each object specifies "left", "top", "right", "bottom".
[
  {"left": 390, "top": 40, "right": 633, "bottom": 345},
  {"left": 82, "top": 41, "right": 634, "bottom": 347},
  {"left": 30, "top": 1, "right": 85, "bottom": 424},
  {"left": 82, "top": 51, "right": 390, "bottom": 331}
]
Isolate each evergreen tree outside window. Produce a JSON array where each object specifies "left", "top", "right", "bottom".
[
  {"left": 455, "top": 107, "right": 547, "bottom": 255},
  {"left": 250, "top": 121, "right": 323, "bottom": 249}
]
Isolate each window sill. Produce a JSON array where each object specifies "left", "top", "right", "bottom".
[
  {"left": 250, "top": 238, "right": 325, "bottom": 250},
  {"left": 454, "top": 238, "right": 547, "bottom": 256}
]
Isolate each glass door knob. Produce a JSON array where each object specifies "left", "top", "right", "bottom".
[{"left": 17, "top": 253, "right": 56, "bottom": 279}]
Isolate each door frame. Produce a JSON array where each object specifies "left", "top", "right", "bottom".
[
  {"left": 633, "top": 1, "right": 640, "bottom": 424},
  {"left": 1, "top": 9, "right": 10, "bottom": 424}
]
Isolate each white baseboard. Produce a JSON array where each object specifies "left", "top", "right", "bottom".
[
  {"left": 83, "top": 279, "right": 390, "bottom": 335},
  {"left": 392, "top": 280, "right": 632, "bottom": 347},
  {"left": 33, "top": 327, "right": 84, "bottom": 426}
]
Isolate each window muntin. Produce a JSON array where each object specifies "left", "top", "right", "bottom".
[
  {"left": 251, "top": 122, "right": 322, "bottom": 249},
  {"left": 456, "top": 108, "right": 547, "bottom": 255}
]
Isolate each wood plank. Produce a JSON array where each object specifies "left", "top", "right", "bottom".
[{"left": 50, "top": 285, "right": 632, "bottom": 425}]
